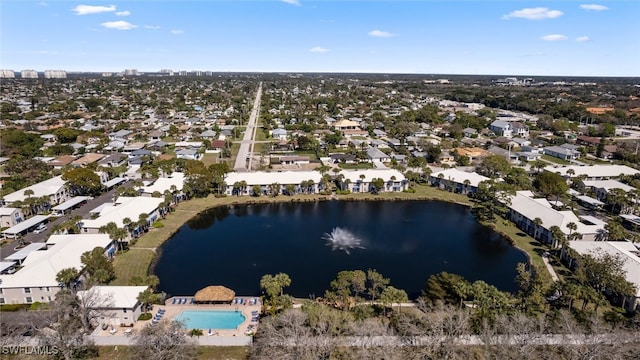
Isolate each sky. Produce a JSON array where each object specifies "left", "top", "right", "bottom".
[{"left": 1, "top": 0, "right": 639, "bottom": 76}]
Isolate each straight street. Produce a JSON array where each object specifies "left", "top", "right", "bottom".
[{"left": 233, "top": 82, "right": 263, "bottom": 172}]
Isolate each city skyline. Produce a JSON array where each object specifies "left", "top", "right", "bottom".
[{"left": 1, "top": 1, "right": 639, "bottom": 76}]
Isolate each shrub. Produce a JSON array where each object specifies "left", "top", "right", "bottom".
[
  {"left": 403, "top": 188, "right": 416, "bottom": 193},
  {"left": 336, "top": 190, "right": 351, "bottom": 195},
  {"left": 138, "top": 313, "right": 152, "bottom": 321},
  {"left": 152, "top": 222, "right": 164, "bottom": 229},
  {"left": 0, "top": 304, "right": 30, "bottom": 312},
  {"left": 214, "top": 194, "right": 227, "bottom": 198}
]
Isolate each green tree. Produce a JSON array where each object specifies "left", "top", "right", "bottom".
[
  {"left": 475, "top": 155, "right": 511, "bottom": 178},
  {"left": 325, "top": 270, "right": 366, "bottom": 310},
  {"left": 422, "top": 272, "right": 471, "bottom": 305},
  {"left": 366, "top": 269, "right": 390, "bottom": 301},
  {"left": 137, "top": 288, "right": 160, "bottom": 313},
  {"left": 80, "top": 247, "right": 115, "bottom": 284},
  {"left": 62, "top": 167, "right": 103, "bottom": 196},
  {"left": 379, "top": 286, "right": 408, "bottom": 314},
  {"left": 533, "top": 171, "right": 568, "bottom": 204},
  {"left": 56, "top": 268, "right": 80, "bottom": 288}
]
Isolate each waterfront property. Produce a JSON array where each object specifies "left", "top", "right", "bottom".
[
  {"left": 338, "top": 169, "right": 408, "bottom": 193},
  {"left": 174, "top": 310, "right": 246, "bottom": 330},
  {"left": 429, "top": 168, "right": 489, "bottom": 194},
  {"left": 506, "top": 191, "right": 605, "bottom": 245},
  {"left": 544, "top": 164, "right": 640, "bottom": 181},
  {"left": 80, "top": 196, "right": 164, "bottom": 237},
  {"left": 1, "top": 175, "right": 70, "bottom": 207},
  {"left": 224, "top": 171, "right": 323, "bottom": 196}
]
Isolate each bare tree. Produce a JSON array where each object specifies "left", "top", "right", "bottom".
[{"left": 128, "top": 320, "right": 197, "bottom": 360}]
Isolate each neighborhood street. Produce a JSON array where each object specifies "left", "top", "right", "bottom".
[
  {"left": 0, "top": 180, "right": 132, "bottom": 260},
  {"left": 233, "top": 82, "right": 263, "bottom": 172}
]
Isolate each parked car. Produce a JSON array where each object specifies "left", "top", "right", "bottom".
[{"left": 33, "top": 224, "right": 47, "bottom": 234}]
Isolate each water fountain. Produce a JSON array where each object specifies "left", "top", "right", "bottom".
[{"left": 322, "top": 227, "right": 365, "bottom": 254}]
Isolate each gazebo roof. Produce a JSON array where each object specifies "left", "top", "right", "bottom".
[{"left": 193, "top": 286, "right": 235, "bottom": 302}]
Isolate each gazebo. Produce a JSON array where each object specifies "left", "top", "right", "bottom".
[{"left": 193, "top": 285, "right": 236, "bottom": 304}]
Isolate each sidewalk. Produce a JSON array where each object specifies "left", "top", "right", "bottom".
[{"left": 541, "top": 252, "right": 559, "bottom": 282}]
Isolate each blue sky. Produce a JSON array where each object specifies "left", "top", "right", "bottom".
[{"left": 1, "top": 1, "right": 638, "bottom": 76}]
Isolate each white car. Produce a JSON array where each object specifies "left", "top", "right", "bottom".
[{"left": 33, "top": 225, "right": 47, "bottom": 234}]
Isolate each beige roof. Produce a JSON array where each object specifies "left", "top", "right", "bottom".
[{"left": 194, "top": 286, "right": 235, "bottom": 302}]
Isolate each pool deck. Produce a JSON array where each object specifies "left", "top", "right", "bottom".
[{"left": 94, "top": 296, "right": 261, "bottom": 338}]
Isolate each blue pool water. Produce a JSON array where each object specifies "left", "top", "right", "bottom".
[{"left": 174, "top": 310, "right": 246, "bottom": 330}]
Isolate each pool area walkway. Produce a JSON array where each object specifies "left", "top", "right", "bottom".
[{"left": 91, "top": 296, "right": 261, "bottom": 345}]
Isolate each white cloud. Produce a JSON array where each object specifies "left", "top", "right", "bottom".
[
  {"left": 309, "top": 46, "right": 329, "bottom": 53},
  {"left": 115, "top": 11, "right": 130, "bottom": 16},
  {"left": 576, "top": 36, "right": 591, "bottom": 42},
  {"left": 72, "top": 4, "right": 116, "bottom": 15},
  {"left": 503, "top": 7, "right": 563, "bottom": 20},
  {"left": 368, "top": 30, "right": 393, "bottom": 38},
  {"left": 171, "top": 29, "right": 185, "bottom": 35},
  {"left": 281, "top": 0, "right": 301, "bottom": 5},
  {"left": 100, "top": 20, "right": 137, "bottom": 30},
  {"left": 541, "top": 34, "right": 568, "bottom": 41},
  {"left": 580, "top": 4, "right": 609, "bottom": 11},
  {"left": 144, "top": 25, "right": 160, "bottom": 30}
]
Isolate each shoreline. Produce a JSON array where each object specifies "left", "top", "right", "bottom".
[{"left": 112, "top": 185, "right": 547, "bottom": 289}]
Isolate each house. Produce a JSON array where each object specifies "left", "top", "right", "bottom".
[
  {"left": 462, "top": 128, "right": 477, "bottom": 138},
  {"left": 139, "top": 173, "right": 185, "bottom": 197},
  {"left": 200, "top": 130, "right": 217, "bottom": 140},
  {"left": 224, "top": 171, "right": 324, "bottom": 196},
  {"left": 280, "top": 156, "right": 310, "bottom": 165},
  {"left": 452, "top": 147, "right": 490, "bottom": 162},
  {"left": 0, "top": 234, "right": 114, "bottom": 304},
  {"left": 543, "top": 165, "right": 639, "bottom": 181},
  {"left": 429, "top": 168, "right": 490, "bottom": 194},
  {"left": 108, "top": 130, "right": 133, "bottom": 141},
  {"left": 71, "top": 153, "right": 105, "bottom": 167},
  {"left": 329, "top": 153, "right": 357, "bottom": 164},
  {"left": 0, "top": 207, "right": 24, "bottom": 228},
  {"left": 338, "top": 169, "right": 408, "bottom": 193},
  {"left": 77, "top": 286, "right": 149, "bottom": 327},
  {"left": 543, "top": 146, "right": 580, "bottom": 161},
  {"left": 176, "top": 148, "right": 202, "bottom": 161},
  {"left": 46, "top": 155, "right": 77, "bottom": 170},
  {"left": 98, "top": 153, "right": 128, "bottom": 168},
  {"left": 366, "top": 147, "right": 390, "bottom": 162},
  {"left": 270, "top": 128, "right": 288, "bottom": 141},
  {"left": 80, "top": 197, "right": 164, "bottom": 237},
  {"left": 511, "top": 123, "right": 529, "bottom": 138},
  {"left": 561, "top": 241, "right": 640, "bottom": 312},
  {"left": 2, "top": 176, "right": 69, "bottom": 206},
  {"left": 506, "top": 191, "right": 605, "bottom": 245},
  {"left": 488, "top": 120, "right": 513, "bottom": 137},
  {"left": 332, "top": 119, "right": 359, "bottom": 131}
]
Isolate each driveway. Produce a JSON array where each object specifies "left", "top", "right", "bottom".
[{"left": 0, "top": 180, "right": 132, "bottom": 260}]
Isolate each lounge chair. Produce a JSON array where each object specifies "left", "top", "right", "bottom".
[
  {"left": 190, "top": 298, "right": 195, "bottom": 304},
  {"left": 239, "top": 298, "right": 244, "bottom": 305},
  {"left": 124, "top": 329, "right": 133, "bottom": 336},
  {"left": 172, "top": 298, "right": 177, "bottom": 304},
  {"left": 109, "top": 327, "right": 117, "bottom": 335}
]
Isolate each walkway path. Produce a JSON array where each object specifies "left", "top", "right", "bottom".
[
  {"left": 233, "top": 82, "right": 263, "bottom": 172},
  {"left": 541, "top": 251, "right": 560, "bottom": 282}
]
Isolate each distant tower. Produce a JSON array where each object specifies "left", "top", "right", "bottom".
[
  {"left": 124, "top": 69, "right": 139, "bottom": 76},
  {"left": 0, "top": 70, "right": 15, "bottom": 78},
  {"left": 21, "top": 69, "right": 38, "bottom": 79},
  {"left": 44, "top": 70, "right": 67, "bottom": 79}
]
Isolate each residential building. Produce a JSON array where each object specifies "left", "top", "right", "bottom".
[
  {"left": 506, "top": 191, "right": 605, "bottom": 245},
  {"left": 561, "top": 241, "right": 640, "bottom": 312},
  {"left": 339, "top": 169, "right": 408, "bottom": 193},
  {"left": 429, "top": 168, "right": 489, "bottom": 194},
  {"left": 582, "top": 180, "right": 637, "bottom": 202},
  {"left": 176, "top": 148, "right": 202, "bottom": 161},
  {"left": 0, "top": 70, "right": 15, "bottom": 78},
  {"left": 544, "top": 165, "right": 640, "bottom": 181},
  {"left": 77, "top": 286, "right": 149, "bottom": 327},
  {"left": 270, "top": 128, "right": 288, "bottom": 140},
  {"left": 366, "top": 147, "right": 390, "bottom": 162},
  {"left": 488, "top": 120, "right": 513, "bottom": 137},
  {"left": 140, "top": 173, "right": 185, "bottom": 196},
  {"left": 80, "top": 197, "right": 164, "bottom": 235},
  {"left": 225, "top": 171, "right": 323, "bottom": 196},
  {"left": 0, "top": 234, "right": 113, "bottom": 304},
  {"left": 21, "top": 70, "right": 38, "bottom": 79},
  {"left": 2, "top": 176, "right": 69, "bottom": 206},
  {"left": 543, "top": 146, "right": 580, "bottom": 161},
  {"left": 332, "top": 119, "right": 359, "bottom": 131},
  {"left": 0, "top": 207, "right": 24, "bottom": 228},
  {"left": 44, "top": 70, "right": 67, "bottom": 79}
]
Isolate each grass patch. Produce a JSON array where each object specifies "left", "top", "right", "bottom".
[
  {"left": 338, "top": 162, "right": 374, "bottom": 169},
  {"left": 541, "top": 154, "right": 570, "bottom": 165},
  {"left": 200, "top": 153, "right": 219, "bottom": 167},
  {"left": 111, "top": 249, "right": 155, "bottom": 286},
  {"left": 485, "top": 219, "right": 553, "bottom": 285}
]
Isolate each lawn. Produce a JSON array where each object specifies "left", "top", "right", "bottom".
[
  {"left": 111, "top": 249, "right": 155, "bottom": 286},
  {"left": 338, "top": 162, "right": 374, "bottom": 170},
  {"left": 200, "top": 153, "right": 219, "bottom": 167},
  {"left": 541, "top": 154, "right": 570, "bottom": 165}
]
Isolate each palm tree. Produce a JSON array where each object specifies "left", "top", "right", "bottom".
[
  {"left": 566, "top": 222, "right": 577, "bottom": 239},
  {"left": 532, "top": 217, "right": 543, "bottom": 240},
  {"left": 23, "top": 189, "right": 34, "bottom": 200}
]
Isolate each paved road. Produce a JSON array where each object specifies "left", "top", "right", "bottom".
[
  {"left": 233, "top": 82, "right": 263, "bottom": 172},
  {"left": 0, "top": 180, "right": 132, "bottom": 260}
]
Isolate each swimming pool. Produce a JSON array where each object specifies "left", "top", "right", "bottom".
[{"left": 174, "top": 310, "right": 246, "bottom": 330}]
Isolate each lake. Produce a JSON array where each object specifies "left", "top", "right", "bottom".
[{"left": 154, "top": 200, "right": 527, "bottom": 298}]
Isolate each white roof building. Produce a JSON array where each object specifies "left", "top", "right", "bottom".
[
  {"left": 140, "top": 172, "right": 185, "bottom": 196},
  {"left": 430, "top": 168, "right": 489, "bottom": 188},
  {"left": 2, "top": 176, "right": 67, "bottom": 205},
  {"left": 341, "top": 169, "right": 406, "bottom": 183},
  {"left": 77, "top": 286, "right": 148, "bottom": 309},
  {"left": 0, "top": 234, "right": 113, "bottom": 289},
  {"left": 225, "top": 171, "right": 323, "bottom": 187},
  {"left": 544, "top": 165, "right": 639, "bottom": 180},
  {"left": 582, "top": 179, "right": 636, "bottom": 193},
  {"left": 507, "top": 191, "right": 604, "bottom": 238},
  {"left": 80, "top": 196, "right": 164, "bottom": 230},
  {"left": 567, "top": 241, "right": 640, "bottom": 310}
]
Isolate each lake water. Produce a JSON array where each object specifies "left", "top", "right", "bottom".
[{"left": 154, "top": 200, "right": 527, "bottom": 298}]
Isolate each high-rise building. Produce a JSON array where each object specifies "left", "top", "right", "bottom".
[
  {"left": 124, "top": 69, "right": 139, "bottom": 76},
  {"left": 0, "top": 70, "right": 15, "bottom": 78},
  {"left": 21, "top": 70, "right": 38, "bottom": 79},
  {"left": 44, "top": 70, "right": 67, "bottom": 79},
  {"left": 178, "top": 70, "right": 188, "bottom": 76},
  {"left": 102, "top": 72, "right": 113, "bottom": 77},
  {"left": 192, "top": 70, "right": 203, "bottom": 76},
  {"left": 159, "top": 69, "right": 174, "bottom": 76}
]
